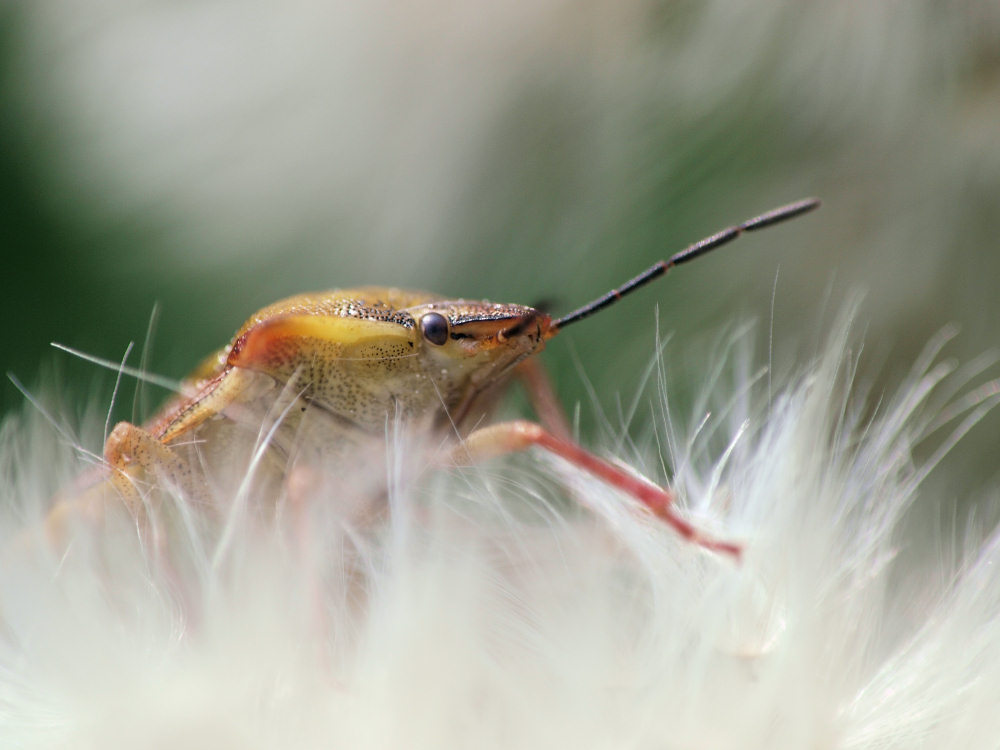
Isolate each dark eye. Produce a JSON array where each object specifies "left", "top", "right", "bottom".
[{"left": 420, "top": 312, "right": 450, "bottom": 346}]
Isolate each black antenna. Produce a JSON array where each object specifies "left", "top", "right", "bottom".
[{"left": 552, "top": 197, "right": 820, "bottom": 331}]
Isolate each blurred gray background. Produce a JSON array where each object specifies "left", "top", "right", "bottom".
[{"left": 2, "top": 1, "right": 998, "bottom": 496}]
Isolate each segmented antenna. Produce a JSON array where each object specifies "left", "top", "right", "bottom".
[{"left": 552, "top": 197, "right": 820, "bottom": 330}]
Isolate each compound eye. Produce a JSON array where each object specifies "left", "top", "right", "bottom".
[{"left": 419, "top": 312, "right": 450, "bottom": 346}]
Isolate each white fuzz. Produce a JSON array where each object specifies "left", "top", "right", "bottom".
[{"left": 2, "top": 323, "right": 998, "bottom": 749}]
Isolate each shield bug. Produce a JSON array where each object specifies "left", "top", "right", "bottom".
[{"left": 44, "top": 198, "right": 820, "bottom": 558}]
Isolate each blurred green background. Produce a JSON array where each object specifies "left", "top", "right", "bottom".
[{"left": 2, "top": 2, "right": 998, "bottom": 494}]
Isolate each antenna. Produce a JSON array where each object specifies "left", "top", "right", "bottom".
[{"left": 552, "top": 197, "right": 820, "bottom": 330}]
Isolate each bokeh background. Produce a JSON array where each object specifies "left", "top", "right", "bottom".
[{"left": 2, "top": 1, "right": 998, "bottom": 498}]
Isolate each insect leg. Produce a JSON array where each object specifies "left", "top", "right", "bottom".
[
  {"left": 456, "top": 420, "right": 741, "bottom": 559},
  {"left": 514, "top": 358, "right": 573, "bottom": 442},
  {"left": 103, "top": 421, "right": 191, "bottom": 509},
  {"left": 28, "top": 423, "right": 190, "bottom": 550}
]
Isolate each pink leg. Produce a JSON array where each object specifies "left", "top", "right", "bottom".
[
  {"left": 458, "top": 420, "right": 741, "bottom": 560},
  {"left": 514, "top": 358, "right": 573, "bottom": 442}
]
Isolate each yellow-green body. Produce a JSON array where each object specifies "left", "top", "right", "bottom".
[{"left": 97, "top": 286, "right": 554, "bottom": 507}]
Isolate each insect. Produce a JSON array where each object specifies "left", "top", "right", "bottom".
[{"left": 45, "top": 198, "right": 819, "bottom": 558}]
